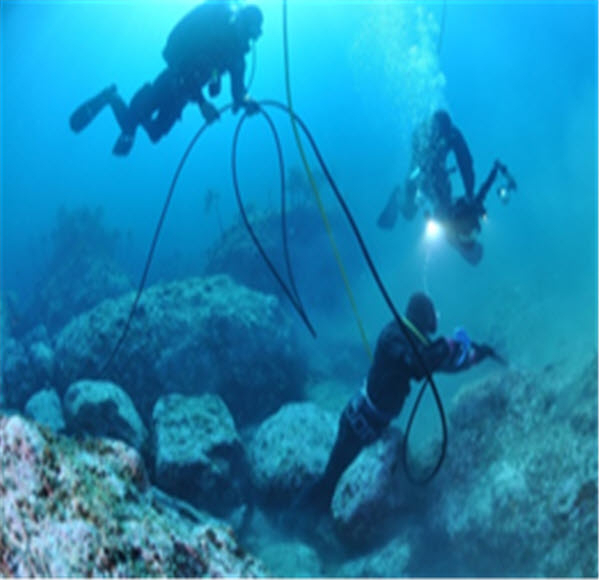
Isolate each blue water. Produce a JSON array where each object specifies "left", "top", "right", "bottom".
[
  {"left": 2, "top": 0, "right": 597, "bottom": 415},
  {"left": 2, "top": 1, "right": 596, "bottom": 347},
  {"left": 1, "top": 0, "right": 597, "bottom": 574}
]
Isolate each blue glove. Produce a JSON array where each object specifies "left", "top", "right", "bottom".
[{"left": 453, "top": 327, "right": 471, "bottom": 366}]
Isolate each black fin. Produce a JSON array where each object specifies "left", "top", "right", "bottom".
[
  {"left": 377, "top": 186, "right": 401, "bottom": 229},
  {"left": 69, "top": 85, "right": 115, "bottom": 133}
]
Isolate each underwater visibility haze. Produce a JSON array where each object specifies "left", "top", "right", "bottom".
[{"left": 0, "top": 0, "right": 597, "bottom": 577}]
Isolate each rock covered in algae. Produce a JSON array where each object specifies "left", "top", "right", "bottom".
[
  {"left": 53, "top": 274, "right": 307, "bottom": 426},
  {"left": 0, "top": 412, "right": 267, "bottom": 577}
]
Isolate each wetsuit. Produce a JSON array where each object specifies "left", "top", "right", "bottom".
[
  {"left": 111, "top": 3, "right": 250, "bottom": 144},
  {"left": 69, "top": 3, "right": 260, "bottom": 155},
  {"left": 310, "top": 320, "right": 488, "bottom": 510},
  {"left": 402, "top": 115, "right": 475, "bottom": 221}
]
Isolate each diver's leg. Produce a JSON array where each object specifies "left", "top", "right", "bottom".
[
  {"left": 139, "top": 72, "right": 184, "bottom": 143},
  {"left": 69, "top": 84, "right": 117, "bottom": 132},
  {"left": 111, "top": 82, "right": 160, "bottom": 156},
  {"left": 377, "top": 185, "right": 402, "bottom": 229},
  {"left": 401, "top": 178, "right": 418, "bottom": 220},
  {"left": 302, "top": 408, "right": 365, "bottom": 513},
  {"left": 141, "top": 99, "right": 183, "bottom": 143},
  {"left": 111, "top": 70, "right": 174, "bottom": 155},
  {"left": 107, "top": 92, "right": 136, "bottom": 135}
]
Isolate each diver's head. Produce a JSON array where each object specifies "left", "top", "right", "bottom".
[
  {"left": 406, "top": 292, "right": 438, "bottom": 335},
  {"left": 431, "top": 109, "right": 452, "bottom": 139},
  {"left": 237, "top": 5, "right": 263, "bottom": 42}
]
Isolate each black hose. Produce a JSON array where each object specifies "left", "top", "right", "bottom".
[
  {"left": 231, "top": 108, "right": 316, "bottom": 337},
  {"left": 97, "top": 98, "right": 317, "bottom": 380},
  {"left": 97, "top": 105, "right": 233, "bottom": 378},
  {"left": 260, "top": 99, "right": 447, "bottom": 484}
]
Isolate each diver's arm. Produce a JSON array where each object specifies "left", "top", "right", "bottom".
[
  {"left": 438, "top": 330, "right": 499, "bottom": 373},
  {"left": 451, "top": 127, "right": 475, "bottom": 198},
  {"left": 229, "top": 56, "right": 247, "bottom": 112},
  {"left": 189, "top": 81, "right": 207, "bottom": 105},
  {"left": 475, "top": 161, "right": 500, "bottom": 205},
  {"left": 378, "top": 319, "right": 454, "bottom": 372},
  {"left": 188, "top": 80, "right": 219, "bottom": 123}
]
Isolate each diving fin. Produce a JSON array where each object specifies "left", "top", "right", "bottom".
[
  {"left": 112, "top": 132, "right": 135, "bottom": 156},
  {"left": 377, "top": 185, "right": 402, "bottom": 229},
  {"left": 69, "top": 85, "right": 117, "bottom": 133}
]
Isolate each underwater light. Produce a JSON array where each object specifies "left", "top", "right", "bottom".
[
  {"left": 497, "top": 186, "right": 510, "bottom": 204},
  {"left": 425, "top": 218, "right": 442, "bottom": 241}
]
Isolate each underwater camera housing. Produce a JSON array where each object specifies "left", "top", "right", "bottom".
[{"left": 496, "top": 163, "right": 517, "bottom": 205}]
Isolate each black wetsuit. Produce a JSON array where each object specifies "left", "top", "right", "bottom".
[
  {"left": 310, "top": 321, "right": 483, "bottom": 510},
  {"left": 110, "top": 3, "right": 250, "bottom": 143},
  {"left": 403, "top": 117, "right": 475, "bottom": 220}
]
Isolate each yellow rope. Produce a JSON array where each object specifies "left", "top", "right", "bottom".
[
  {"left": 282, "top": 0, "right": 372, "bottom": 360},
  {"left": 400, "top": 315, "right": 430, "bottom": 346}
]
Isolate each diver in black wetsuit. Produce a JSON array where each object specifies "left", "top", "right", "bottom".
[
  {"left": 306, "top": 292, "right": 500, "bottom": 511},
  {"left": 69, "top": 2, "right": 263, "bottom": 156},
  {"left": 378, "top": 110, "right": 516, "bottom": 265}
]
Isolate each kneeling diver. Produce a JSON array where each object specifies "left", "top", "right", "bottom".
[{"left": 303, "top": 292, "right": 504, "bottom": 512}]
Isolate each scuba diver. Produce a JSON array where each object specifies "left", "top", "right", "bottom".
[
  {"left": 377, "top": 110, "right": 517, "bottom": 265},
  {"left": 69, "top": 2, "right": 263, "bottom": 156},
  {"left": 303, "top": 292, "right": 502, "bottom": 512}
]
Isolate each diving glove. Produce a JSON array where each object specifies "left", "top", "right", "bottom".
[
  {"left": 199, "top": 101, "right": 220, "bottom": 124},
  {"left": 453, "top": 327, "right": 472, "bottom": 366}
]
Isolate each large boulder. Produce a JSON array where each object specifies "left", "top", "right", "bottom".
[
  {"left": 248, "top": 402, "right": 337, "bottom": 506},
  {"left": 152, "top": 393, "right": 246, "bottom": 517},
  {"left": 257, "top": 540, "right": 323, "bottom": 577},
  {"left": 53, "top": 275, "right": 307, "bottom": 426},
  {"left": 0, "top": 412, "right": 266, "bottom": 577},
  {"left": 63, "top": 380, "right": 148, "bottom": 452},
  {"left": 331, "top": 426, "right": 425, "bottom": 548},
  {"left": 427, "top": 357, "right": 598, "bottom": 577},
  {"left": 336, "top": 533, "right": 412, "bottom": 577}
]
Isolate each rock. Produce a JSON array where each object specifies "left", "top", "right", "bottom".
[
  {"left": 427, "top": 357, "right": 598, "bottom": 577},
  {"left": 336, "top": 533, "right": 412, "bottom": 577},
  {"left": 53, "top": 275, "right": 307, "bottom": 426},
  {"left": 0, "top": 412, "right": 266, "bottom": 577},
  {"left": 63, "top": 380, "right": 148, "bottom": 452},
  {"left": 248, "top": 402, "right": 337, "bottom": 506},
  {"left": 258, "top": 540, "right": 323, "bottom": 577},
  {"left": 31, "top": 205, "right": 132, "bottom": 334},
  {"left": 152, "top": 393, "right": 246, "bottom": 516},
  {"left": 204, "top": 206, "right": 364, "bottom": 315},
  {"left": 1, "top": 328, "right": 56, "bottom": 411},
  {"left": 39, "top": 255, "right": 132, "bottom": 334},
  {"left": 1, "top": 338, "right": 33, "bottom": 409},
  {"left": 28, "top": 341, "right": 55, "bottom": 380},
  {"left": 24, "top": 388, "right": 65, "bottom": 433},
  {"left": 331, "top": 426, "right": 424, "bottom": 548}
]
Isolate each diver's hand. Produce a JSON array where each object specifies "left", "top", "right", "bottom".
[
  {"left": 243, "top": 98, "right": 260, "bottom": 115},
  {"left": 472, "top": 342, "right": 507, "bottom": 366},
  {"left": 233, "top": 96, "right": 260, "bottom": 116},
  {"left": 199, "top": 101, "right": 220, "bottom": 124},
  {"left": 453, "top": 327, "right": 472, "bottom": 366}
]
